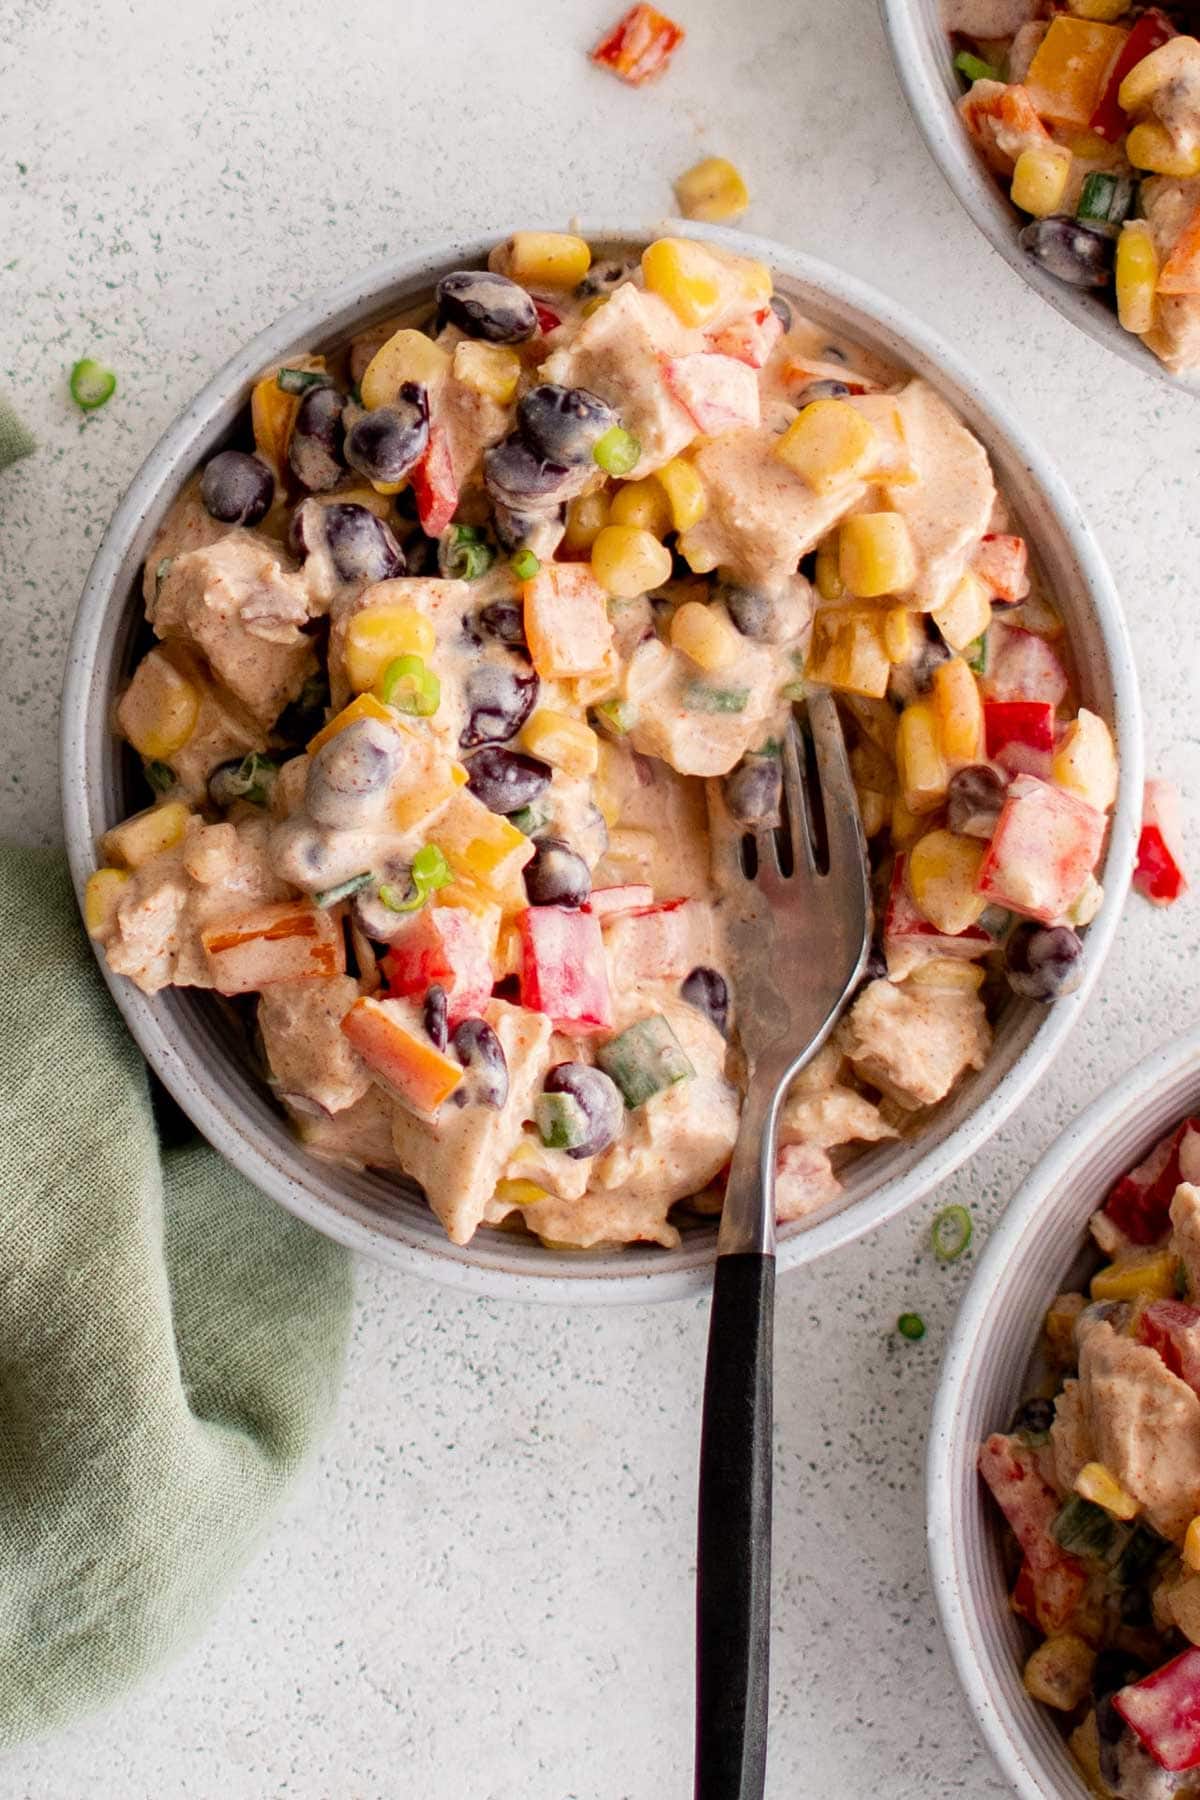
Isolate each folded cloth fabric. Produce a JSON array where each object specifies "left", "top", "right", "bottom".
[
  {"left": 0, "top": 391, "right": 35, "bottom": 467},
  {"left": 0, "top": 845, "right": 354, "bottom": 1749}
]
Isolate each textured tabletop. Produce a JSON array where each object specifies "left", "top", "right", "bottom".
[{"left": 2, "top": 0, "right": 1198, "bottom": 1794}]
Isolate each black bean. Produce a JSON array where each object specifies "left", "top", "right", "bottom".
[
  {"left": 544, "top": 1062, "right": 624, "bottom": 1159},
  {"left": 321, "top": 503, "right": 405, "bottom": 582},
  {"left": 288, "top": 385, "right": 345, "bottom": 492},
  {"left": 523, "top": 838, "right": 591, "bottom": 909},
  {"left": 680, "top": 966, "right": 729, "bottom": 1037},
  {"left": 1019, "top": 217, "right": 1113, "bottom": 288},
  {"left": 306, "top": 720, "right": 398, "bottom": 827},
  {"left": 947, "top": 764, "right": 1008, "bottom": 840},
  {"left": 517, "top": 384, "right": 616, "bottom": 466},
  {"left": 721, "top": 584, "right": 781, "bottom": 642},
  {"left": 423, "top": 985, "right": 449, "bottom": 1052},
  {"left": 458, "top": 661, "right": 540, "bottom": 748},
  {"left": 450, "top": 1018, "right": 509, "bottom": 1108},
  {"left": 344, "top": 385, "right": 429, "bottom": 485},
  {"left": 1005, "top": 924, "right": 1084, "bottom": 1003},
  {"left": 477, "top": 600, "right": 527, "bottom": 648},
  {"left": 723, "top": 757, "right": 782, "bottom": 826},
  {"left": 483, "top": 433, "right": 574, "bottom": 511},
  {"left": 794, "top": 379, "right": 851, "bottom": 405},
  {"left": 465, "top": 745, "right": 551, "bottom": 815},
  {"left": 200, "top": 450, "right": 274, "bottom": 526},
  {"left": 1010, "top": 1396, "right": 1055, "bottom": 1438},
  {"left": 437, "top": 270, "right": 538, "bottom": 343},
  {"left": 769, "top": 294, "right": 793, "bottom": 332}
]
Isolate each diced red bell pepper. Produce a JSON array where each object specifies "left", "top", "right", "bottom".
[
  {"left": 1089, "top": 7, "right": 1177, "bottom": 142},
  {"left": 1114, "top": 1647, "right": 1200, "bottom": 1773},
  {"left": 1159, "top": 205, "right": 1200, "bottom": 298},
  {"left": 984, "top": 700, "right": 1055, "bottom": 778},
  {"left": 519, "top": 906, "right": 613, "bottom": 1033},
  {"left": 1011, "top": 1560, "right": 1039, "bottom": 1628},
  {"left": 1137, "top": 1299, "right": 1200, "bottom": 1392},
  {"left": 411, "top": 425, "right": 458, "bottom": 537},
  {"left": 982, "top": 622, "right": 1069, "bottom": 708},
  {"left": 590, "top": 3, "right": 685, "bottom": 85},
  {"left": 977, "top": 775, "right": 1106, "bottom": 924},
  {"left": 707, "top": 307, "right": 784, "bottom": 370},
  {"left": 585, "top": 884, "right": 655, "bottom": 920},
  {"left": 1135, "top": 778, "right": 1189, "bottom": 906},
  {"left": 201, "top": 900, "right": 345, "bottom": 995},
  {"left": 883, "top": 852, "right": 991, "bottom": 978},
  {"left": 533, "top": 301, "right": 562, "bottom": 336},
  {"left": 380, "top": 906, "right": 493, "bottom": 1024},
  {"left": 600, "top": 897, "right": 711, "bottom": 980},
  {"left": 663, "top": 354, "right": 761, "bottom": 434},
  {"left": 978, "top": 1433, "right": 1088, "bottom": 1635},
  {"left": 973, "top": 534, "right": 1030, "bottom": 604},
  {"left": 1106, "top": 1118, "right": 1200, "bottom": 1244}
]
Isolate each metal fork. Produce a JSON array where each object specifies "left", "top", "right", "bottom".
[{"left": 694, "top": 689, "right": 873, "bottom": 1800}]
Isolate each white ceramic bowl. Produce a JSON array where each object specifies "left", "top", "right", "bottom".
[
  {"left": 60, "top": 221, "right": 1143, "bottom": 1303},
  {"left": 929, "top": 1028, "right": 1200, "bottom": 1798},
  {"left": 880, "top": 0, "right": 1200, "bottom": 396}
]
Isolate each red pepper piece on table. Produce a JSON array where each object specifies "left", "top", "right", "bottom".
[{"left": 590, "top": 4, "right": 685, "bottom": 86}]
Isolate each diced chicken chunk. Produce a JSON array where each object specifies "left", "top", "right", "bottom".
[
  {"left": 843, "top": 977, "right": 991, "bottom": 1111},
  {"left": 1051, "top": 1379, "right": 1096, "bottom": 1494},
  {"left": 775, "top": 1142, "right": 842, "bottom": 1223},
  {"left": 295, "top": 1085, "right": 406, "bottom": 1173},
  {"left": 539, "top": 283, "right": 697, "bottom": 474},
  {"left": 514, "top": 1186, "right": 683, "bottom": 1251},
  {"left": 888, "top": 380, "right": 996, "bottom": 610},
  {"left": 778, "top": 1084, "right": 897, "bottom": 1152},
  {"left": 258, "top": 975, "right": 370, "bottom": 1117},
  {"left": 624, "top": 634, "right": 783, "bottom": 777},
  {"left": 1080, "top": 1321, "right": 1200, "bottom": 1543},
  {"left": 140, "top": 478, "right": 229, "bottom": 605},
  {"left": 389, "top": 999, "right": 555, "bottom": 1245},
  {"left": 1171, "top": 1182, "right": 1200, "bottom": 1302},
  {"left": 149, "top": 530, "right": 318, "bottom": 726}
]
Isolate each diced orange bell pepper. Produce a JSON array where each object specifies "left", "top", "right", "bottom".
[
  {"left": 340, "top": 995, "right": 464, "bottom": 1116},
  {"left": 1025, "top": 18, "right": 1129, "bottom": 130},
  {"left": 202, "top": 901, "right": 345, "bottom": 995},
  {"left": 1159, "top": 205, "right": 1200, "bottom": 295},
  {"left": 306, "top": 691, "right": 397, "bottom": 754},
  {"left": 523, "top": 562, "right": 615, "bottom": 680}
]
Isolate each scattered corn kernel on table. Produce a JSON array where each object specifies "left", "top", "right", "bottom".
[{"left": 3, "top": 0, "right": 1199, "bottom": 1793}]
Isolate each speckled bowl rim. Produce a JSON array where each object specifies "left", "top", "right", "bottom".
[
  {"left": 928, "top": 1028, "right": 1200, "bottom": 1798},
  {"left": 879, "top": 0, "right": 1200, "bottom": 396},
  {"left": 61, "top": 219, "right": 1142, "bottom": 1304}
]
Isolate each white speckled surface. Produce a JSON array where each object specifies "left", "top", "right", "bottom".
[{"left": 2, "top": 0, "right": 1197, "bottom": 1794}]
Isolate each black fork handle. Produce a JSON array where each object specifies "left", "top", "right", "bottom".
[{"left": 695, "top": 1250, "right": 775, "bottom": 1800}]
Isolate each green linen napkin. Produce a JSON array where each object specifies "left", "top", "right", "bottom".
[
  {"left": 0, "top": 845, "right": 354, "bottom": 1749},
  {"left": 0, "top": 391, "right": 35, "bottom": 467}
]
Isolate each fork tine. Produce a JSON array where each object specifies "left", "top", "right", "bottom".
[
  {"left": 806, "top": 687, "right": 870, "bottom": 898},
  {"left": 779, "top": 716, "right": 814, "bottom": 876}
]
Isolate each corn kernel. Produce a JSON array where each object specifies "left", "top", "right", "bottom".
[
  {"left": 1126, "top": 121, "right": 1200, "bottom": 178},
  {"left": 1075, "top": 1462, "right": 1139, "bottom": 1520},
  {"left": 932, "top": 570, "right": 992, "bottom": 652},
  {"left": 591, "top": 524, "right": 673, "bottom": 598},
  {"left": 1066, "top": 129, "right": 1113, "bottom": 158},
  {"left": 1053, "top": 708, "right": 1118, "bottom": 811},
  {"left": 593, "top": 740, "right": 627, "bottom": 828},
  {"left": 1044, "top": 1292, "right": 1086, "bottom": 1364},
  {"left": 641, "top": 237, "right": 725, "bottom": 327},
  {"left": 838, "top": 512, "right": 917, "bottom": 599},
  {"left": 84, "top": 867, "right": 131, "bottom": 938},
  {"left": 118, "top": 650, "right": 201, "bottom": 761},
  {"left": 563, "top": 489, "right": 611, "bottom": 554},
  {"left": 1067, "top": 0, "right": 1128, "bottom": 16},
  {"left": 891, "top": 791, "right": 924, "bottom": 848},
  {"left": 775, "top": 400, "right": 878, "bottom": 496},
  {"left": 896, "top": 700, "right": 949, "bottom": 814},
  {"left": 101, "top": 801, "right": 191, "bottom": 871},
  {"left": 932, "top": 656, "right": 985, "bottom": 765},
  {"left": 675, "top": 530, "right": 720, "bottom": 574},
  {"left": 521, "top": 709, "right": 600, "bottom": 779},
  {"left": 674, "top": 156, "right": 750, "bottom": 223},
  {"left": 906, "top": 958, "right": 987, "bottom": 991},
  {"left": 1185, "top": 1518, "right": 1200, "bottom": 1573},
  {"left": 805, "top": 608, "right": 891, "bottom": 699},
  {"left": 1116, "top": 221, "right": 1159, "bottom": 334},
  {"left": 857, "top": 787, "right": 889, "bottom": 838},
  {"left": 1023, "top": 1635, "right": 1096, "bottom": 1712},
  {"left": 361, "top": 329, "right": 450, "bottom": 410},
  {"left": 609, "top": 476, "right": 672, "bottom": 538},
  {"left": 493, "top": 1177, "right": 550, "bottom": 1209},
  {"left": 1120, "top": 41, "right": 1188, "bottom": 112},
  {"left": 452, "top": 340, "right": 522, "bottom": 405},
  {"left": 881, "top": 607, "right": 915, "bottom": 664},
  {"left": 670, "top": 600, "right": 741, "bottom": 672},
  {"left": 505, "top": 231, "right": 591, "bottom": 288},
  {"left": 908, "top": 828, "right": 988, "bottom": 934},
  {"left": 656, "top": 458, "right": 707, "bottom": 532},
  {"left": 1091, "top": 1247, "right": 1181, "bottom": 1303},
  {"left": 1011, "top": 146, "right": 1072, "bottom": 218},
  {"left": 306, "top": 691, "right": 396, "bottom": 754},
  {"left": 815, "top": 536, "right": 845, "bottom": 602},
  {"left": 343, "top": 606, "right": 436, "bottom": 694}
]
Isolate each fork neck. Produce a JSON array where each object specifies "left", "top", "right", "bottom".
[{"left": 716, "top": 1078, "right": 781, "bottom": 1259}]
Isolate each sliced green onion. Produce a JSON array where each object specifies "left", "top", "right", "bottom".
[
  {"left": 1077, "top": 171, "right": 1134, "bottom": 231},
  {"left": 781, "top": 680, "right": 807, "bottom": 702},
  {"left": 755, "top": 737, "right": 782, "bottom": 758},
  {"left": 154, "top": 557, "right": 174, "bottom": 593},
  {"left": 932, "top": 1204, "right": 973, "bottom": 1263},
  {"left": 313, "top": 871, "right": 374, "bottom": 907},
  {"left": 208, "top": 751, "right": 280, "bottom": 808},
  {"left": 683, "top": 679, "right": 749, "bottom": 715},
  {"left": 276, "top": 366, "right": 331, "bottom": 395},
  {"left": 596, "top": 1014, "right": 695, "bottom": 1110},
  {"left": 510, "top": 547, "right": 541, "bottom": 583},
  {"left": 592, "top": 696, "right": 637, "bottom": 736},
  {"left": 1052, "top": 1495, "right": 1115, "bottom": 1559},
  {"left": 508, "top": 803, "right": 549, "bottom": 837},
  {"left": 954, "top": 50, "right": 999, "bottom": 84},
  {"left": 69, "top": 358, "right": 117, "bottom": 411},
  {"left": 979, "top": 904, "right": 1012, "bottom": 940},
  {"left": 535, "top": 1091, "right": 590, "bottom": 1151},
  {"left": 378, "top": 654, "right": 441, "bottom": 716},
  {"left": 439, "top": 525, "right": 495, "bottom": 581},
  {"left": 965, "top": 633, "right": 989, "bottom": 674},
  {"left": 144, "top": 759, "right": 175, "bottom": 795},
  {"left": 593, "top": 424, "right": 641, "bottom": 477},
  {"left": 1113, "top": 1522, "right": 1166, "bottom": 1586},
  {"left": 379, "top": 842, "right": 453, "bottom": 914},
  {"left": 897, "top": 1313, "right": 926, "bottom": 1341}
]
